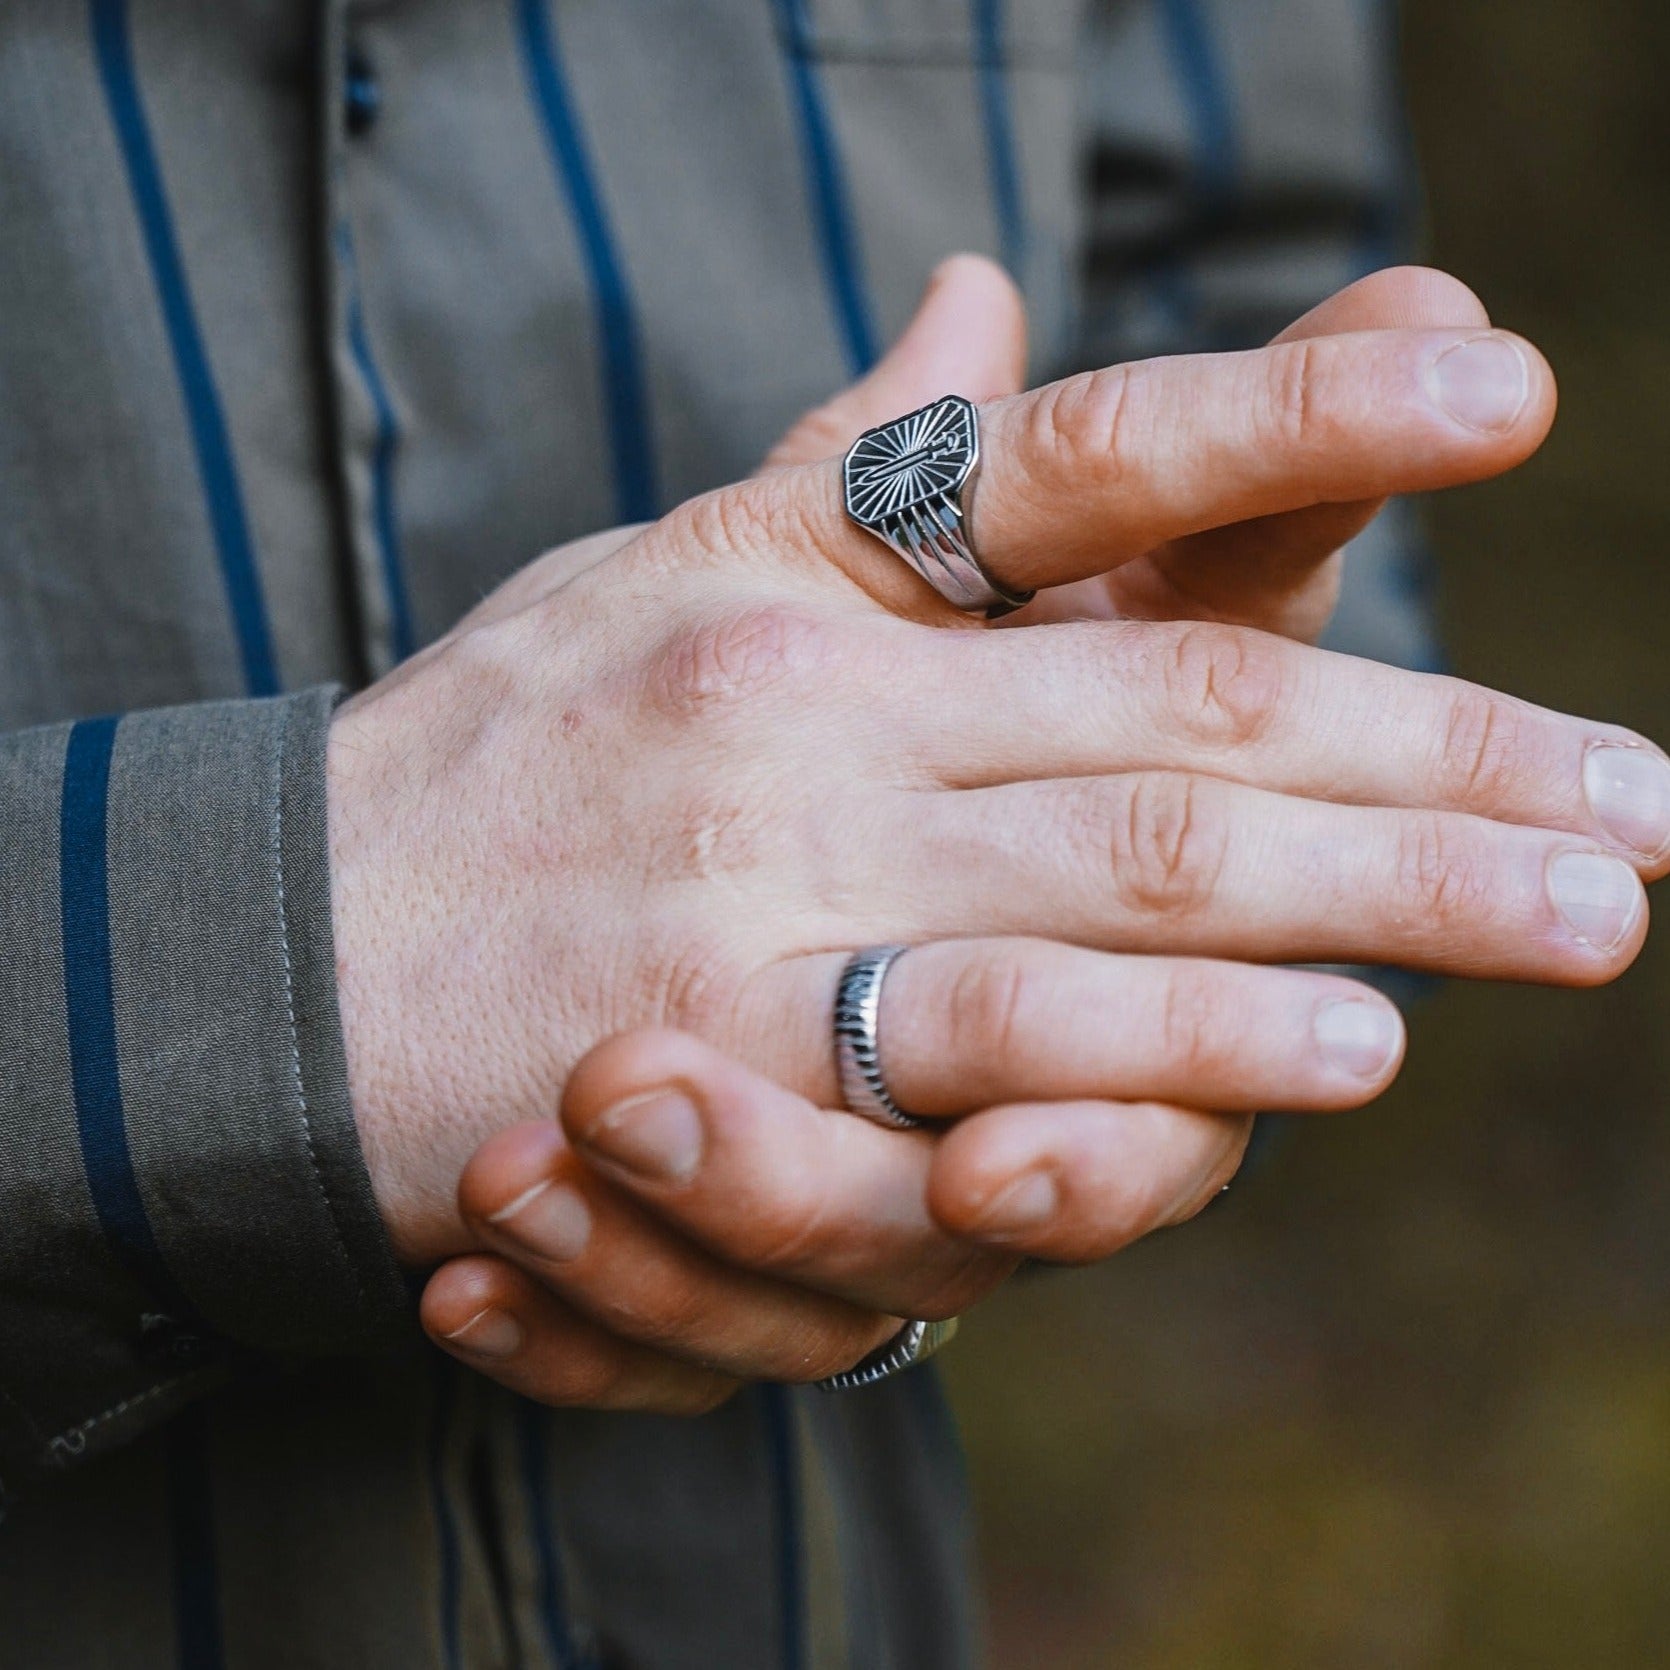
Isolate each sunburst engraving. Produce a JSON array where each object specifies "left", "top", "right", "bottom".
[
  {"left": 843, "top": 396, "right": 978, "bottom": 529},
  {"left": 841, "top": 391, "right": 1027, "bottom": 616}
]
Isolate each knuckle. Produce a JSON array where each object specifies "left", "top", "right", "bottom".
[
  {"left": 655, "top": 937, "right": 746, "bottom": 1038},
  {"left": 1260, "top": 337, "right": 1326, "bottom": 454},
  {"left": 1029, "top": 366, "right": 1134, "bottom": 488},
  {"left": 1106, "top": 774, "right": 1226, "bottom": 918},
  {"left": 722, "top": 1137, "right": 844, "bottom": 1277},
  {"left": 745, "top": 1183, "right": 837, "bottom": 1276},
  {"left": 678, "top": 478, "right": 783, "bottom": 562},
  {"left": 1160, "top": 623, "right": 1285, "bottom": 749},
  {"left": 941, "top": 955, "right": 1034, "bottom": 1074},
  {"left": 1438, "top": 683, "right": 1527, "bottom": 804},
  {"left": 646, "top": 603, "right": 834, "bottom": 723},
  {"left": 605, "top": 1275, "right": 714, "bottom": 1356},
  {"left": 1394, "top": 812, "right": 1493, "bottom": 930},
  {"left": 1157, "top": 968, "right": 1222, "bottom": 1077}
]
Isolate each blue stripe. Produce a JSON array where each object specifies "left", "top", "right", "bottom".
[
  {"left": 759, "top": 1385, "right": 807, "bottom": 1670},
  {"left": 428, "top": 1357, "right": 464, "bottom": 1670},
  {"left": 515, "top": 0, "right": 659, "bottom": 524},
  {"left": 1148, "top": 0, "right": 1239, "bottom": 344},
  {"left": 971, "top": 0, "right": 1027, "bottom": 274},
  {"left": 771, "top": 0, "right": 879, "bottom": 376},
  {"left": 516, "top": 1400, "right": 583, "bottom": 1670},
  {"left": 340, "top": 231, "right": 417, "bottom": 662},
  {"left": 89, "top": 0, "right": 278, "bottom": 697},
  {"left": 1354, "top": 0, "right": 1418, "bottom": 277},
  {"left": 1157, "top": 0, "right": 1238, "bottom": 202},
  {"left": 164, "top": 1408, "right": 226, "bottom": 1670},
  {"left": 60, "top": 716, "right": 197, "bottom": 1319}
]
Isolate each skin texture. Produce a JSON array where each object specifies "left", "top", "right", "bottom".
[{"left": 321, "top": 260, "right": 1670, "bottom": 1411}]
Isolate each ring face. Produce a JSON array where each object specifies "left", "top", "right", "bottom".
[
  {"left": 843, "top": 394, "right": 979, "bottom": 528},
  {"left": 842, "top": 395, "right": 1033, "bottom": 617}
]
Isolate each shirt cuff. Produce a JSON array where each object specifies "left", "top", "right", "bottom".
[{"left": 100, "top": 686, "right": 412, "bottom": 1356}]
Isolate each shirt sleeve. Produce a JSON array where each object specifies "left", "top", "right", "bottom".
[
  {"left": 0, "top": 686, "right": 413, "bottom": 1497},
  {"left": 1073, "top": 0, "right": 1441, "bottom": 675}
]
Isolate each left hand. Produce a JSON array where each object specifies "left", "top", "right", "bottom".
[{"left": 424, "top": 1016, "right": 1266, "bottom": 1413}]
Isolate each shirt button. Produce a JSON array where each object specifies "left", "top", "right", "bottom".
[
  {"left": 139, "top": 1311, "right": 212, "bottom": 1368},
  {"left": 345, "top": 46, "right": 382, "bottom": 137}
]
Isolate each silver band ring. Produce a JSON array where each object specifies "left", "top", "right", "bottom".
[
  {"left": 833, "top": 945, "right": 921, "bottom": 1131},
  {"left": 842, "top": 395, "right": 1034, "bottom": 618},
  {"left": 815, "top": 1316, "right": 961, "bottom": 1394},
  {"left": 822, "top": 946, "right": 962, "bottom": 1392}
]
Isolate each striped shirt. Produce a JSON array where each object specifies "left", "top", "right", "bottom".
[{"left": 0, "top": 2, "right": 1432, "bottom": 1664}]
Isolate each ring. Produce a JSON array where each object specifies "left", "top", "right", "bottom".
[
  {"left": 842, "top": 394, "right": 1035, "bottom": 618},
  {"left": 833, "top": 945, "right": 922, "bottom": 1131},
  {"left": 815, "top": 1316, "right": 961, "bottom": 1393}
]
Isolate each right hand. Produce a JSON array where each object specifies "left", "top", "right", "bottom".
[{"left": 328, "top": 266, "right": 1665, "bottom": 1272}]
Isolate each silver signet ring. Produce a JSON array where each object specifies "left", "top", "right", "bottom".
[{"left": 842, "top": 395, "right": 1034, "bottom": 618}]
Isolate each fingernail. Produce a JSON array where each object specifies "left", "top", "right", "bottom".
[
  {"left": 444, "top": 1308, "right": 523, "bottom": 1361},
  {"left": 582, "top": 1090, "right": 703, "bottom": 1182},
  {"left": 1584, "top": 745, "right": 1670, "bottom": 860},
  {"left": 965, "top": 1172, "right": 1059, "bottom": 1241},
  {"left": 1429, "top": 335, "right": 1529, "bottom": 433},
  {"left": 1547, "top": 851, "right": 1643, "bottom": 951},
  {"left": 1313, "top": 999, "right": 1402, "bottom": 1079},
  {"left": 488, "top": 1179, "right": 592, "bottom": 1262}
]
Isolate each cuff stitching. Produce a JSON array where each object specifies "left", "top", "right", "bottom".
[
  {"left": 44, "top": 1378, "right": 180, "bottom": 1466},
  {"left": 273, "top": 702, "right": 370, "bottom": 1313}
]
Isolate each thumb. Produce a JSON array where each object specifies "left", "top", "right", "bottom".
[{"left": 761, "top": 254, "right": 1027, "bottom": 472}]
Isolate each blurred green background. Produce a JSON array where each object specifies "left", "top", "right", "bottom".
[{"left": 952, "top": 4, "right": 1670, "bottom": 1664}]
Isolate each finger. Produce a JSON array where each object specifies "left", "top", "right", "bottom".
[
  {"left": 906, "top": 620, "right": 1670, "bottom": 872},
  {"left": 422, "top": 1254, "right": 740, "bottom": 1415},
  {"left": 973, "top": 323, "right": 1555, "bottom": 594},
  {"left": 455, "top": 1120, "right": 903, "bottom": 1382},
  {"left": 758, "top": 940, "right": 1402, "bottom": 1118},
  {"left": 928, "top": 1101, "right": 1253, "bottom": 1262},
  {"left": 877, "top": 773, "right": 1651, "bottom": 984},
  {"left": 730, "top": 325, "right": 1555, "bottom": 614},
  {"left": 761, "top": 254, "right": 1027, "bottom": 472},
  {"left": 559, "top": 1030, "right": 1019, "bottom": 1319},
  {"left": 1138, "top": 267, "right": 1498, "bottom": 633}
]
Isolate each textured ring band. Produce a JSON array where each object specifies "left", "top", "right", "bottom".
[
  {"left": 842, "top": 394, "right": 1035, "bottom": 618},
  {"left": 821, "top": 946, "right": 962, "bottom": 1392},
  {"left": 815, "top": 1316, "right": 961, "bottom": 1394},
  {"left": 833, "top": 945, "right": 921, "bottom": 1131}
]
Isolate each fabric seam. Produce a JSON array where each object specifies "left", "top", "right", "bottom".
[
  {"left": 43, "top": 1376, "right": 180, "bottom": 1464},
  {"left": 273, "top": 700, "right": 369, "bottom": 1311}
]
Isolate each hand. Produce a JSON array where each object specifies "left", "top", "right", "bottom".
[
  {"left": 404, "top": 261, "right": 1663, "bottom": 1410},
  {"left": 332, "top": 255, "right": 1659, "bottom": 1306}
]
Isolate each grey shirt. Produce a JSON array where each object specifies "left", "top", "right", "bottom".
[{"left": 0, "top": 2, "right": 1429, "bottom": 1664}]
